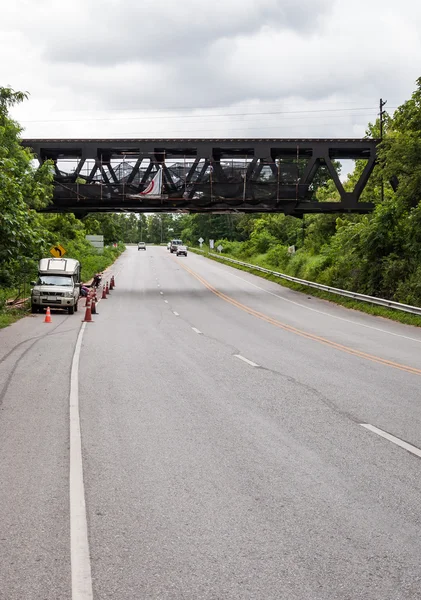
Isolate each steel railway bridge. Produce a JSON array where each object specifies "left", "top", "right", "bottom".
[{"left": 22, "top": 138, "right": 379, "bottom": 217}]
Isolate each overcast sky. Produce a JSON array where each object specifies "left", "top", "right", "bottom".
[{"left": 2, "top": 0, "right": 421, "bottom": 140}]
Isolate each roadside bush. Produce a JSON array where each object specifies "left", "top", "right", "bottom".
[
  {"left": 299, "top": 254, "right": 332, "bottom": 282},
  {"left": 285, "top": 251, "right": 311, "bottom": 278},
  {"left": 395, "top": 266, "right": 421, "bottom": 305},
  {"left": 265, "top": 245, "right": 290, "bottom": 269},
  {"left": 249, "top": 230, "right": 277, "bottom": 254},
  {"left": 216, "top": 239, "right": 244, "bottom": 257}
]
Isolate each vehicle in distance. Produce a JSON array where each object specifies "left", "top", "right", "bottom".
[
  {"left": 31, "top": 258, "right": 81, "bottom": 315},
  {"left": 176, "top": 245, "right": 188, "bottom": 257},
  {"left": 138, "top": 242, "right": 146, "bottom": 251},
  {"left": 170, "top": 239, "right": 183, "bottom": 253}
]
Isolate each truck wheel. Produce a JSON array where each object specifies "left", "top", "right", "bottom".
[
  {"left": 74, "top": 300, "right": 78, "bottom": 312},
  {"left": 68, "top": 305, "right": 75, "bottom": 315},
  {"left": 31, "top": 304, "right": 38, "bottom": 314}
]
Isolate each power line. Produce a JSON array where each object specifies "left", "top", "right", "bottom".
[
  {"left": 24, "top": 121, "right": 377, "bottom": 137},
  {"left": 20, "top": 99, "right": 403, "bottom": 113},
  {"left": 20, "top": 106, "right": 391, "bottom": 124}
]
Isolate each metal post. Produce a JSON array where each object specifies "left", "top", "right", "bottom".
[
  {"left": 243, "top": 156, "right": 247, "bottom": 202},
  {"left": 379, "top": 98, "right": 387, "bottom": 140},
  {"left": 379, "top": 98, "right": 387, "bottom": 203}
]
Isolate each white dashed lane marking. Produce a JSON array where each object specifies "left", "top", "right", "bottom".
[
  {"left": 361, "top": 424, "right": 421, "bottom": 459},
  {"left": 234, "top": 354, "right": 260, "bottom": 367}
]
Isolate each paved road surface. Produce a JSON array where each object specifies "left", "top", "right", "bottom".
[{"left": 1, "top": 246, "right": 421, "bottom": 599}]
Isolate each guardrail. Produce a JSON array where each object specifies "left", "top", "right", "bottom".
[{"left": 194, "top": 249, "right": 421, "bottom": 317}]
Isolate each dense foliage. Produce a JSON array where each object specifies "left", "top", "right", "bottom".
[
  {"left": 0, "top": 88, "right": 125, "bottom": 313},
  {"left": 177, "top": 80, "right": 421, "bottom": 306}
]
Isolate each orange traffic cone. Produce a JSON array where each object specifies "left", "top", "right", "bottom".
[
  {"left": 82, "top": 300, "right": 94, "bottom": 323},
  {"left": 111, "top": 275, "right": 115, "bottom": 288},
  {"left": 91, "top": 297, "right": 97, "bottom": 315},
  {"left": 44, "top": 306, "right": 52, "bottom": 323},
  {"left": 110, "top": 276, "right": 114, "bottom": 290},
  {"left": 101, "top": 286, "right": 107, "bottom": 299},
  {"left": 105, "top": 282, "right": 110, "bottom": 295}
]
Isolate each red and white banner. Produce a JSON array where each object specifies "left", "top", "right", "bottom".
[{"left": 129, "top": 167, "right": 163, "bottom": 198}]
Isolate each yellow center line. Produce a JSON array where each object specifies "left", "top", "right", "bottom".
[{"left": 176, "top": 258, "right": 421, "bottom": 377}]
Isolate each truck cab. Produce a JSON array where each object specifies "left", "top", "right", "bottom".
[
  {"left": 170, "top": 239, "right": 183, "bottom": 253},
  {"left": 31, "top": 258, "right": 81, "bottom": 315}
]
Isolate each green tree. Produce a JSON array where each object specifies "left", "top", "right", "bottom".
[{"left": 0, "top": 87, "right": 53, "bottom": 285}]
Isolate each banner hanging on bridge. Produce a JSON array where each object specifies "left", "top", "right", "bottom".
[{"left": 129, "top": 167, "right": 163, "bottom": 199}]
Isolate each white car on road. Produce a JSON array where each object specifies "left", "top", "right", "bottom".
[{"left": 176, "top": 245, "right": 188, "bottom": 257}]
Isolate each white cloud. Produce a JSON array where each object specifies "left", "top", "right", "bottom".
[{"left": 1, "top": 0, "right": 420, "bottom": 139}]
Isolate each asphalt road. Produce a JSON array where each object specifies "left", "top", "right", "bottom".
[{"left": 1, "top": 245, "right": 421, "bottom": 599}]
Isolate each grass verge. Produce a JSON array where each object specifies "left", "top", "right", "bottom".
[
  {"left": 190, "top": 248, "right": 421, "bottom": 328},
  {"left": 0, "top": 308, "right": 27, "bottom": 329}
]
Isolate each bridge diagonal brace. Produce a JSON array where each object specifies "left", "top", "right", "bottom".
[
  {"left": 162, "top": 164, "right": 178, "bottom": 192},
  {"left": 86, "top": 163, "right": 99, "bottom": 183},
  {"left": 97, "top": 160, "right": 111, "bottom": 186},
  {"left": 73, "top": 158, "right": 86, "bottom": 181},
  {"left": 246, "top": 158, "right": 258, "bottom": 180},
  {"left": 95, "top": 159, "right": 116, "bottom": 198},
  {"left": 104, "top": 162, "right": 119, "bottom": 185},
  {"left": 126, "top": 156, "right": 143, "bottom": 185},
  {"left": 295, "top": 155, "right": 321, "bottom": 200},
  {"left": 211, "top": 160, "right": 228, "bottom": 183},
  {"left": 353, "top": 154, "right": 377, "bottom": 199},
  {"left": 300, "top": 155, "right": 320, "bottom": 187},
  {"left": 251, "top": 160, "right": 264, "bottom": 181},
  {"left": 186, "top": 159, "right": 210, "bottom": 199},
  {"left": 323, "top": 154, "right": 346, "bottom": 196},
  {"left": 186, "top": 158, "right": 200, "bottom": 184},
  {"left": 140, "top": 161, "right": 155, "bottom": 186}
]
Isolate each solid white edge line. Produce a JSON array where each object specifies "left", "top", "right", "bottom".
[
  {"left": 361, "top": 424, "right": 421, "bottom": 458},
  {"left": 70, "top": 322, "right": 93, "bottom": 599},
  {"left": 173, "top": 311, "right": 179, "bottom": 316},
  {"left": 221, "top": 265, "right": 421, "bottom": 345},
  {"left": 192, "top": 327, "right": 202, "bottom": 334},
  {"left": 234, "top": 354, "right": 260, "bottom": 367}
]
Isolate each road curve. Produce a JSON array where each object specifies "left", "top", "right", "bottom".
[{"left": 1, "top": 245, "right": 421, "bottom": 599}]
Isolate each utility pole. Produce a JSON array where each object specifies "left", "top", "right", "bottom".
[
  {"left": 379, "top": 98, "right": 387, "bottom": 140},
  {"left": 379, "top": 98, "right": 387, "bottom": 203}
]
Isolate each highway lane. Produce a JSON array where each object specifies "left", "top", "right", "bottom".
[
  {"left": 1, "top": 245, "right": 421, "bottom": 599},
  {"left": 163, "top": 250, "right": 421, "bottom": 446}
]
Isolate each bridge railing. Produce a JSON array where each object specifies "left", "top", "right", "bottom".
[{"left": 194, "top": 249, "right": 421, "bottom": 317}]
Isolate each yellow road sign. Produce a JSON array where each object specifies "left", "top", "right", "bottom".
[{"left": 50, "top": 244, "right": 66, "bottom": 258}]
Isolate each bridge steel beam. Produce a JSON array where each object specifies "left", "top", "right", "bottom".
[{"left": 22, "top": 138, "right": 379, "bottom": 216}]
